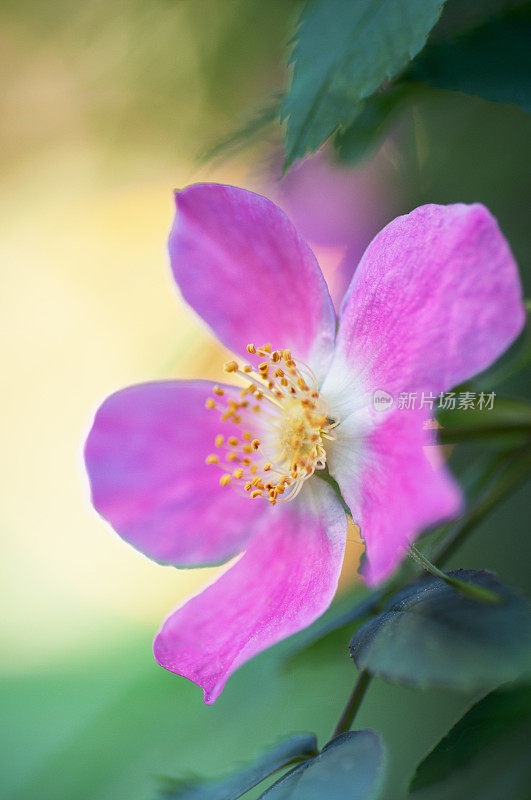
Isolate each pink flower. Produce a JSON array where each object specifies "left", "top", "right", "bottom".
[{"left": 84, "top": 184, "right": 524, "bottom": 703}]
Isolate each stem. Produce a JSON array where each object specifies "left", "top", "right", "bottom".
[
  {"left": 332, "top": 670, "right": 372, "bottom": 738},
  {"left": 408, "top": 544, "right": 501, "bottom": 604}
]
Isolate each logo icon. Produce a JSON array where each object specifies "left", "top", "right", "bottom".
[{"left": 372, "top": 389, "right": 394, "bottom": 412}]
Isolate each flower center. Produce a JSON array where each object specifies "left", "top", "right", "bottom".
[{"left": 205, "top": 343, "right": 338, "bottom": 505}]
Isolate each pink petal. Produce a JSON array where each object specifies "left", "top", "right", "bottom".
[
  {"left": 153, "top": 480, "right": 346, "bottom": 703},
  {"left": 328, "top": 203, "right": 525, "bottom": 399},
  {"left": 328, "top": 408, "right": 462, "bottom": 585},
  {"left": 84, "top": 381, "right": 266, "bottom": 566},
  {"left": 168, "top": 184, "right": 336, "bottom": 381}
]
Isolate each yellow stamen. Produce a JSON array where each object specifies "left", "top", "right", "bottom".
[{"left": 207, "top": 342, "right": 338, "bottom": 506}]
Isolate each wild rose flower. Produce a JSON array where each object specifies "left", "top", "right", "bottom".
[{"left": 85, "top": 184, "right": 524, "bottom": 703}]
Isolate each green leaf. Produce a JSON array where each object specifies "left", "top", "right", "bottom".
[
  {"left": 259, "top": 731, "right": 386, "bottom": 800},
  {"left": 159, "top": 735, "right": 318, "bottom": 799},
  {"left": 334, "top": 85, "right": 410, "bottom": 163},
  {"left": 408, "top": 7, "right": 531, "bottom": 111},
  {"left": 350, "top": 570, "right": 531, "bottom": 691},
  {"left": 281, "top": 0, "right": 447, "bottom": 168},
  {"left": 409, "top": 684, "right": 531, "bottom": 798}
]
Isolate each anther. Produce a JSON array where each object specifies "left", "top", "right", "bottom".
[{"left": 207, "top": 343, "right": 337, "bottom": 506}]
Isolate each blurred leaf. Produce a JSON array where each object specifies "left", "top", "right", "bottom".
[
  {"left": 430, "top": 0, "right": 530, "bottom": 40},
  {"left": 437, "top": 396, "right": 531, "bottom": 443},
  {"left": 334, "top": 85, "right": 410, "bottom": 163},
  {"left": 259, "top": 731, "right": 386, "bottom": 800},
  {"left": 159, "top": 735, "right": 318, "bottom": 799},
  {"left": 203, "top": 95, "right": 281, "bottom": 164},
  {"left": 409, "top": 684, "right": 531, "bottom": 798},
  {"left": 430, "top": 445, "right": 531, "bottom": 566},
  {"left": 350, "top": 570, "right": 531, "bottom": 691},
  {"left": 281, "top": 0, "right": 447, "bottom": 168},
  {"left": 409, "top": 6, "right": 531, "bottom": 111}
]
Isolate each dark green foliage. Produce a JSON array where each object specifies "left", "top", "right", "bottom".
[
  {"left": 334, "top": 86, "right": 411, "bottom": 163},
  {"left": 159, "top": 735, "right": 318, "bottom": 799},
  {"left": 281, "top": 0, "right": 446, "bottom": 167},
  {"left": 350, "top": 571, "right": 531, "bottom": 690},
  {"left": 409, "top": 6, "right": 531, "bottom": 111},
  {"left": 259, "top": 731, "right": 385, "bottom": 800},
  {"left": 409, "top": 684, "right": 531, "bottom": 798}
]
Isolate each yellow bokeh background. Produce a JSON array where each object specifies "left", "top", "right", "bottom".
[{"left": 0, "top": 144, "right": 245, "bottom": 669}]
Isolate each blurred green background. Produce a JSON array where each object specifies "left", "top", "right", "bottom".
[{"left": 1, "top": 2, "right": 530, "bottom": 799}]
